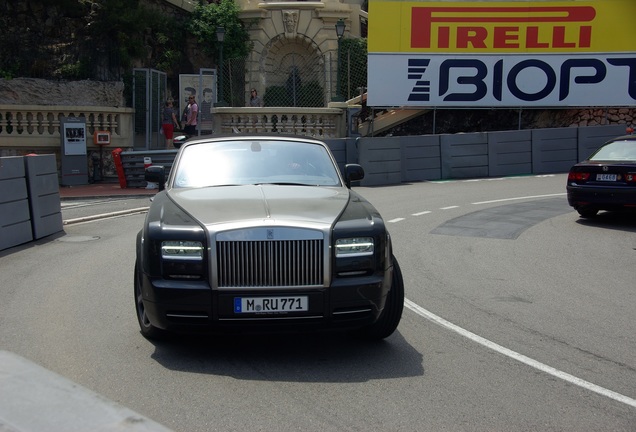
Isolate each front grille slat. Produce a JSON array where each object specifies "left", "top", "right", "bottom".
[{"left": 217, "top": 239, "right": 323, "bottom": 288}]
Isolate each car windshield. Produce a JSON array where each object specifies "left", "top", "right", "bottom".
[
  {"left": 589, "top": 139, "right": 636, "bottom": 161},
  {"left": 173, "top": 139, "right": 342, "bottom": 188}
]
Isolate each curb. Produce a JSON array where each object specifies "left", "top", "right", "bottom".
[{"left": 63, "top": 207, "right": 150, "bottom": 225}]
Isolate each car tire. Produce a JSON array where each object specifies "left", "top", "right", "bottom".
[
  {"left": 134, "top": 262, "right": 166, "bottom": 340},
  {"left": 357, "top": 256, "right": 405, "bottom": 340},
  {"left": 577, "top": 207, "right": 599, "bottom": 218}
]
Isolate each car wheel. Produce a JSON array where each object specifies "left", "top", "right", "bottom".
[
  {"left": 357, "top": 256, "right": 405, "bottom": 340},
  {"left": 134, "top": 262, "right": 166, "bottom": 340},
  {"left": 577, "top": 207, "right": 599, "bottom": 218}
]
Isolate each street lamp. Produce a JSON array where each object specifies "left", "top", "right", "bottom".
[
  {"left": 215, "top": 26, "right": 227, "bottom": 107},
  {"left": 332, "top": 19, "right": 346, "bottom": 102}
]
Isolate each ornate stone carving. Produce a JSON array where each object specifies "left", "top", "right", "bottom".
[{"left": 282, "top": 10, "right": 299, "bottom": 37}]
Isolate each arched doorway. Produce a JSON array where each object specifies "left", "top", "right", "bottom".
[{"left": 260, "top": 35, "right": 326, "bottom": 107}]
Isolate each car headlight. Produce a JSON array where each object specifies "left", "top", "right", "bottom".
[
  {"left": 161, "top": 240, "right": 205, "bottom": 280},
  {"left": 161, "top": 240, "right": 203, "bottom": 260},
  {"left": 335, "top": 237, "right": 374, "bottom": 257}
]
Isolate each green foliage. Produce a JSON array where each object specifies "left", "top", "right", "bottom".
[
  {"left": 47, "top": 0, "right": 87, "bottom": 17},
  {"left": 0, "top": 63, "right": 20, "bottom": 80},
  {"left": 188, "top": 0, "right": 253, "bottom": 60},
  {"left": 339, "top": 38, "right": 368, "bottom": 100},
  {"left": 265, "top": 82, "right": 325, "bottom": 107},
  {"left": 264, "top": 86, "right": 290, "bottom": 107},
  {"left": 299, "top": 81, "right": 324, "bottom": 107},
  {"left": 85, "top": 0, "right": 186, "bottom": 74},
  {"left": 54, "top": 59, "right": 92, "bottom": 80}
]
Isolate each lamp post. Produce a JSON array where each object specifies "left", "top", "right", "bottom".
[
  {"left": 215, "top": 26, "right": 227, "bottom": 107},
  {"left": 332, "top": 19, "right": 346, "bottom": 102}
]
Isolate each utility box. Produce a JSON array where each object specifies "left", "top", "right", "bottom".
[{"left": 60, "top": 116, "right": 88, "bottom": 186}]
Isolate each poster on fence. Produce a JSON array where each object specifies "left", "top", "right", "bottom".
[{"left": 179, "top": 73, "right": 217, "bottom": 129}]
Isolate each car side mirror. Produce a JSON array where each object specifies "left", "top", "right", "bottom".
[
  {"left": 344, "top": 164, "right": 364, "bottom": 189},
  {"left": 145, "top": 165, "right": 166, "bottom": 191}
]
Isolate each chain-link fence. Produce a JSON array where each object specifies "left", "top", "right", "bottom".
[
  {"left": 132, "top": 69, "right": 167, "bottom": 150},
  {"left": 336, "top": 38, "right": 368, "bottom": 102},
  {"left": 219, "top": 38, "right": 368, "bottom": 108}
]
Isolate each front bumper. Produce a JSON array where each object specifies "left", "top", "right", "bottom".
[{"left": 140, "top": 271, "right": 391, "bottom": 334}]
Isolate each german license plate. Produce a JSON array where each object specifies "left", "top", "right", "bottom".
[
  {"left": 596, "top": 174, "right": 617, "bottom": 181},
  {"left": 234, "top": 296, "right": 308, "bottom": 313}
]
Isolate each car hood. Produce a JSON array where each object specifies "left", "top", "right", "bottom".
[{"left": 166, "top": 184, "right": 351, "bottom": 227}]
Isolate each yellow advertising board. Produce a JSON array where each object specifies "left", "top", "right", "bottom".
[
  {"left": 369, "top": 0, "right": 636, "bottom": 53},
  {"left": 367, "top": 0, "right": 636, "bottom": 107}
]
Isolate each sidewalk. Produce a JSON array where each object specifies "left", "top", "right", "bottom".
[{"left": 59, "top": 182, "right": 157, "bottom": 200}]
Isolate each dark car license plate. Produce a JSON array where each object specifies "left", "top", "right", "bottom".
[
  {"left": 234, "top": 296, "right": 309, "bottom": 313},
  {"left": 596, "top": 174, "right": 617, "bottom": 181}
]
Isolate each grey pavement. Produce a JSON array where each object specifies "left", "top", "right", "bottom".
[{"left": 0, "top": 351, "right": 172, "bottom": 432}]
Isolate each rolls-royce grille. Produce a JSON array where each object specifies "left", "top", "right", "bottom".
[{"left": 217, "top": 240, "right": 324, "bottom": 287}]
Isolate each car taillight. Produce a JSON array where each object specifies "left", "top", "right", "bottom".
[
  {"left": 568, "top": 172, "right": 590, "bottom": 181},
  {"left": 626, "top": 173, "right": 636, "bottom": 183}
]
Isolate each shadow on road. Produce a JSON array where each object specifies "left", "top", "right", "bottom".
[
  {"left": 148, "top": 331, "right": 424, "bottom": 383},
  {"left": 575, "top": 210, "right": 636, "bottom": 233}
]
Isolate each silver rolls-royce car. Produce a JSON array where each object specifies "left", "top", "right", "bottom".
[{"left": 135, "top": 135, "right": 404, "bottom": 340}]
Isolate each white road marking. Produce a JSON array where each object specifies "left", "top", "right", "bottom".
[
  {"left": 412, "top": 211, "right": 432, "bottom": 216},
  {"left": 472, "top": 193, "right": 566, "bottom": 206},
  {"left": 404, "top": 298, "right": 636, "bottom": 409},
  {"left": 388, "top": 218, "right": 406, "bottom": 223},
  {"left": 440, "top": 206, "right": 459, "bottom": 210}
]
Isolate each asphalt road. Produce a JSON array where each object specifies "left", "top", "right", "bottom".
[{"left": 1, "top": 173, "right": 635, "bottom": 431}]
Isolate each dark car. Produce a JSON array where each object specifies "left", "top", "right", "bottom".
[
  {"left": 567, "top": 133, "right": 636, "bottom": 217},
  {"left": 135, "top": 135, "right": 404, "bottom": 340}
]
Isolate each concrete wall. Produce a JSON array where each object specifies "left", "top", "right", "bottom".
[
  {"left": 118, "top": 124, "right": 627, "bottom": 189},
  {"left": 353, "top": 124, "right": 626, "bottom": 186},
  {"left": 0, "top": 155, "right": 63, "bottom": 251},
  {"left": 0, "top": 157, "right": 32, "bottom": 250}
]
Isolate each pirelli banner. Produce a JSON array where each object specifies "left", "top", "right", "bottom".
[{"left": 367, "top": 0, "right": 636, "bottom": 107}]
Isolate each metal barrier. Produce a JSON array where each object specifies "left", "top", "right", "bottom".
[
  {"left": 113, "top": 124, "right": 628, "bottom": 189},
  {"left": 120, "top": 149, "right": 178, "bottom": 188},
  {"left": 0, "top": 154, "right": 63, "bottom": 251}
]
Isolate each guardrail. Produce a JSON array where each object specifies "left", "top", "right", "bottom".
[{"left": 118, "top": 149, "right": 178, "bottom": 188}]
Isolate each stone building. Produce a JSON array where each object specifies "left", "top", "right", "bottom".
[{"left": 238, "top": 0, "right": 366, "bottom": 105}]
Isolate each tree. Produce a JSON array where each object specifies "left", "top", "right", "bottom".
[
  {"left": 85, "top": 0, "right": 187, "bottom": 76},
  {"left": 188, "top": 0, "right": 253, "bottom": 60}
]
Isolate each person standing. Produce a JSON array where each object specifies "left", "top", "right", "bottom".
[
  {"left": 249, "top": 88, "right": 262, "bottom": 107},
  {"left": 161, "top": 100, "right": 179, "bottom": 149},
  {"left": 184, "top": 95, "right": 198, "bottom": 137}
]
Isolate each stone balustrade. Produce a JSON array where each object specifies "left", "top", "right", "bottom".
[
  {"left": 0, "top": 105, "right": 134, "bottom": 156},
  {"left": 0, "top": 104, "right": 348, "bottom": 161},
  {"left": 210, "top": 107, "right": 346, "bottom": 138}
]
